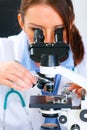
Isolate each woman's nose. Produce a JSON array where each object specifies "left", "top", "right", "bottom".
[{"left": 44, "top": 30, "right": 54, "bottom": 43}]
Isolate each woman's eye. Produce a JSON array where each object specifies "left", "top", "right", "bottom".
[
  {"left": 31, "top": 27, "right": 36, "bottom": 31},
  {"left": 31, "top": 27, "right": 41, "bottom": 32}
]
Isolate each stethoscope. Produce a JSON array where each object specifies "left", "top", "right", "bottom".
[
  {"left": 2, "top": 86, "right": 36, "bottom": 130},
  {"left": 3, "top": 88, "right": 26, "bottom": 110},
  {"left": 2, "top": 88, "right": 26, "bottom": 130}
]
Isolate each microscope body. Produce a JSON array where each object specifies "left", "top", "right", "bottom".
[{"left": 29, "top": 28, "right": 87, "bottom": 130}]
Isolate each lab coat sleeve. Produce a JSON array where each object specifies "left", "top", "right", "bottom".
[
  {"left": 7, "top": 31, "right": 26, "bottom": 62},
  {"left": 0, "top": 31, "right": 26, "bottom": 62},
  {"left": 0, "top": 38, "right": 15, "bottom": 61}
]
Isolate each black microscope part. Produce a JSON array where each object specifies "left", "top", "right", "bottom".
[{"left": 29, "top": 27, "right": 69, "bottom": 63}]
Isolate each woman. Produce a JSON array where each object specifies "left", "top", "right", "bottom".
[{"left": 0, "top": 0, "right": 87, "bottom": 130}]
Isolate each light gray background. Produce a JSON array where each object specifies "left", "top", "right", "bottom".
[{"left": 72, "top": 0, "right": 87, "bottom": 37}]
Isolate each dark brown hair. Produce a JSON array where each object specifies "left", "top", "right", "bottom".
[{"left": 19, "top": 0, "right": 84, "bottom": 66}]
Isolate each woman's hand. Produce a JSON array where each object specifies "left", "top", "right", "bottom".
[
  {"left": 68, "top": 83, "right": 86, "bottom": 98},
  {"left": 0, "top": 61, "right": 36, "bottom": 91}
]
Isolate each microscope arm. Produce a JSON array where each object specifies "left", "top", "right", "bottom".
[{"left": 40, "top": 66, "right": 87, "bottom": 91}]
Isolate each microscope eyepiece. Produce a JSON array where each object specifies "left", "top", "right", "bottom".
[
  {"left": 54, "top": 27, "right": 64, "bottom": 43},
  {"left": 34, "top": 28, "right": 44, "bottom": 43}
]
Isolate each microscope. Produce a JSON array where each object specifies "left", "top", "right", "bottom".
[{"left": 29, "top": 28, "right": 87, "bottom": 130}]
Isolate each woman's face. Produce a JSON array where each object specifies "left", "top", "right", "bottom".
[{"left": 19, "top": 4, "right": 66, "bottom": 44}]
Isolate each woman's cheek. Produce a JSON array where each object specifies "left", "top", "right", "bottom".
[{"left": 27, "top": 35, "right": 34, "bottom": 44}]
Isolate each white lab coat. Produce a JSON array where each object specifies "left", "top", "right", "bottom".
[{"left": 0, "top": 31, "right": 87, "bottom": 130}]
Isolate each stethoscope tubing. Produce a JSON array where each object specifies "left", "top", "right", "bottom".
[{"left": 3, "top": 88, "right": 26, "bottom": 110}]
